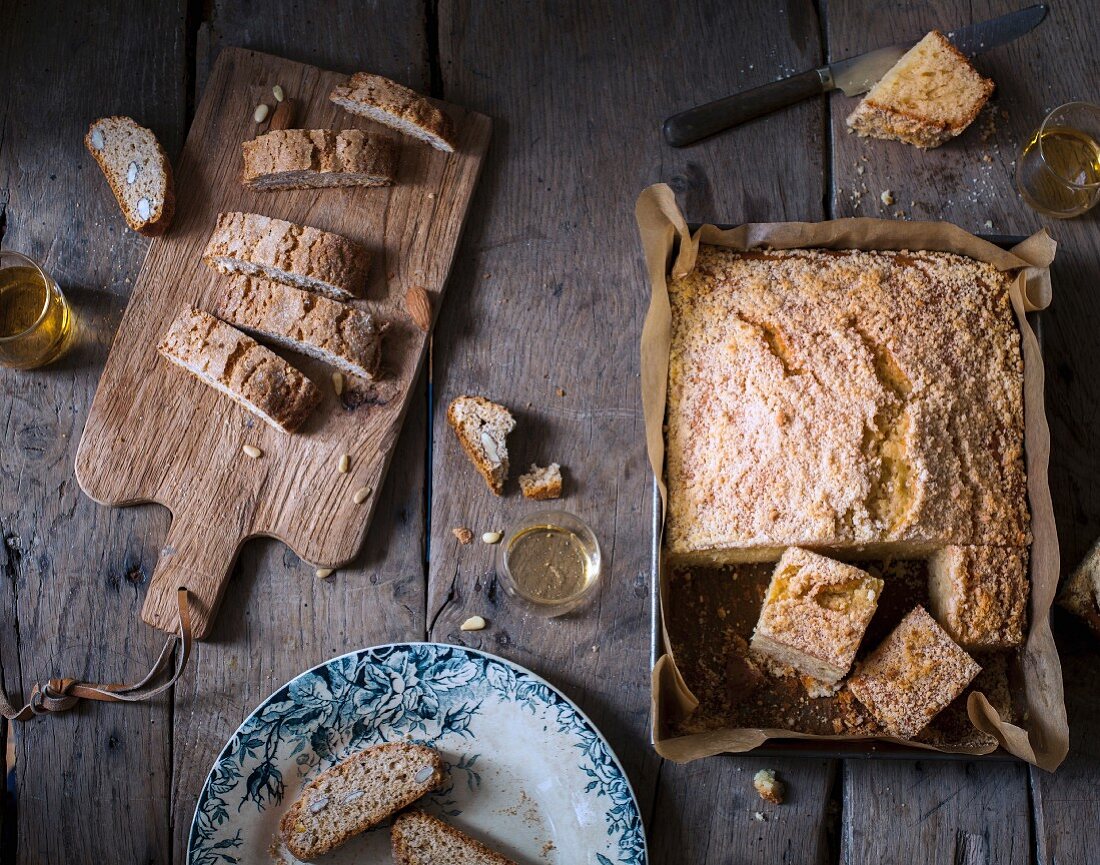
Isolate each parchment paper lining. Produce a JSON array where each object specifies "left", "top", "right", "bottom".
[{"left": 637, "top": 182, "right": 1067, "bottom": 770}]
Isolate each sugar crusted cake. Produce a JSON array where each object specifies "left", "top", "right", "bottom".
[
  {"left": 664, "top": 246, "right": 1027, "bottom": 565},
  {"left": 751, "top": 547, "right": 883, "bottom": 684},
  {"left": 846, "top": 30, "right": 994, "bottom": 149},
  {"left": 928, "top": 545, "right": 1028, "bottom": 650}
]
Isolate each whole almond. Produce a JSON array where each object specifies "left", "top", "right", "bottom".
[
  {"left": 268, "top": 97, "right": 296, "bottom": 131},
  {"left": 405, "top": 286, "right": 432, "bottom": 332}
]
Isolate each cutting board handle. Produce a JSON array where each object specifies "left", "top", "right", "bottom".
[{"left": 142, "top": 507, "right": 241, "bottom": 641}]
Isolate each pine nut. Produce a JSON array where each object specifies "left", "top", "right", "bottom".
[
  {"left": 242, "top": 444, "right": 263, "bottom": 459},
  {"left": 253, "top": 103, "right": 270, "bottom": 123},
  {"left": 338, "top": 454, "right": 351, "bottom": 474},
  {"left": 352, "top": 486, "right": 372, "bottom": 504}
]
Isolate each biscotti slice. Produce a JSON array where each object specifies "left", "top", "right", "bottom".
[
  {"left": 242, "top": 129, "right": 399, "bottom": 190},
  {"left": 518, "top": 463, "right": 562, "bottom": 500},
  {"left": 158, "top": 308, "right": 320, "bottom": 433},
  {"left": 279, "top": 743, "right": 443, "bottom": 860},
  {"left": 392, "top": 811, "right": 518, "bottom": 865},
  {"left": 215, "top": 275, "right": 383, "bottom": 380},
  {"left": 84, "top": 116, "right": 175, "bottom": 235},
  {"left": 750, "top": 547, "right": 883, "bottom": 684},
  {"left": 928, "top": 545, "right": 1028, "bottom": 650},
  {"left": 846, "top": 31, "right": 994, "bottom": 148},
  {"left": 329, "top": 73, "right": 455, "bottom": 152},
  {"left": 848, "top": 605, "right": 981, "bottom": 739},
  {"left": 1059, "top": 538, "right": 1100, "bottom": 638},
  {"left": 203, "top": 211, "right": 371, "bottom": 302},
  {"left": 447, "top": 396, "right": 515, "bottom": 495}
]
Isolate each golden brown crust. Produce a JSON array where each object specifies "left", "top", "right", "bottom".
[
  {"left": 664, "top": 246, "right": 1028, "bottom": 564},
  {"left": 84, "top": 115, "right": 175, "bottom": 235},
  {"left": 330, "top": 72, "right": 454, "bottom": 152},
  {"left": 447, "top": 395, "right": 514, "bottom": 495},
  {"left": 215, "top": 275, "right": 382, "bottom": 380},
  {"left": 847, "top": 605, "right": 980, "bottom": 738},
  {"left": 157, "top": 307, "right": 319, "bottom": 433},
  {"left": 203, "top": 211, "right": 371, "bottom": 301},
  {"left": 928, "top": 545, "right": 1028, "bottom": 649},
  {"left": 391, "top": 811, "right": 518, "bottom": 865},
  {"left": 241, "top": 129, "right": 399, "bottom": 190}
]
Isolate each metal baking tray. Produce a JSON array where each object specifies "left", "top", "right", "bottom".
[{"left": 649, "top": 232, "right": 1034, "bottom": 760}]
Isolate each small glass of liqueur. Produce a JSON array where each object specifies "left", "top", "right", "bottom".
[
  {"left": 1016, "top": 101, "right": 1100, "bottom": 218},
  {"left": 498, "top": 510, "right": 601, "bottom": 617},
  {"left": 0, "top": 250, "right": 75, "bottom": 369}
]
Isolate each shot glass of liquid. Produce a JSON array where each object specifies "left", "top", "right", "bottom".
[
  {"left": 1016, "top": 102, "right": 1100, "bottom": 218},
  {"left": 498, "top": 510, "right": 601, "bottom": 617},
  {"left": 0, "top": 250, "right": 75, "bottom": 369}
]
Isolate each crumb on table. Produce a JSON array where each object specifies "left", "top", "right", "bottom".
[{"left": 753, "top": 768, "right": 785, "bottom": 804}]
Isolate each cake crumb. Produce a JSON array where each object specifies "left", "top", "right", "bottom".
[
  {"left": 880, "top": 189, "right": 895, "bottom": 206},
  {"left": 452, "top": 526, "right": 474, "bottom": 545},
  {"left": 753, "top": 769, "right": 785, "bottom": 804},
  {"left": 752, "top": 811, "right": 766, "bottom": 822}
]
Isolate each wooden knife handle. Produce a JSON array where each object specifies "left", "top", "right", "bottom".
[{"left": 663, "top": 68, "right": 826, "bottom": 147}]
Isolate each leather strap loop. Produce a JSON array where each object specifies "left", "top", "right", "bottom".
[{"left": 0, "top": 588, "right": 192, "bottom": 721}]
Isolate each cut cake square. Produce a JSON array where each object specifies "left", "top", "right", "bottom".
[{"left": 928, "top": 545, "right": 1028, "bottom": 650}]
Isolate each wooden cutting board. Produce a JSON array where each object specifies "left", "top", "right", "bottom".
[{"left": 75, "top": 48, "right": 491, "bottom": 639}]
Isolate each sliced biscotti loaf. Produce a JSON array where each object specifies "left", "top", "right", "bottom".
[
  {"left": 329, "top": 72, "right": 455, "bottom": 152},
  {"left": 242, "top": 129, "right": 399, "bottom": 190},
  {"left": 85, "top": 116, "right": 175, "bottom": 235},
  {"left": 203, "top": 211, "right": 371, "bottom": 302},
  {"left": 447, "top": 396, "right": 515, "bottom": 495},
  {"left": 158, "top": 308, "right": 320, "bottom": 433},
  {"left": 392, "top": 811, "right": 518, "bottom": 865},
  {"left": 215, "top": 275, "right": 383, "bottom": 380},
  {"left": 279, "top": 743, "right": 443, "bottom": 860}
]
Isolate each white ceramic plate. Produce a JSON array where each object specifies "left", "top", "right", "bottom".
[{"left": 188, "top": 642, "right": 647, "bottom": 865}]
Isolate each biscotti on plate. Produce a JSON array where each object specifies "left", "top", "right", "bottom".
[
  {"left": 447, "top": 396, "right": 515, "bottom": 495},
  {"left": 158, "top": 307, "right": 320, "bottom": 433},
  {"left": 848, "top": 605, "right": 981, "bottom": 738},
  {"left": 750, "top": 547, "right": 883, "bottom": 684},
  {"left": 203, "top": 211, "right": 371, "bottom": 302},
  {"left": 663, "top": 246, "right": 1027, "bottom": 565},
  {"left": 330, "top": 72, "right": 455, "bottom": 152},
  {"left": 846, "top": 30, "right": 994, "bottom": 149},
  {"left": 242, "top": 129, "right": 399, "bottom": 190},
  {"left": 928, "top": 545, "right": 1028, "bottom": 650},
  {"left": 279, "top": 742, "right": 443, "bottom": 860},
  {"left": 85, "top": 116, "right": 175, "bottom": 235},
  {"left": 215, "top": 275, "right": 383, "bottom": 380},
  {"left": 392, "top": 810, "right": 518, "bottom": 865}
]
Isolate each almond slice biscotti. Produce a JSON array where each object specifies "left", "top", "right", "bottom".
[
  {"left": 85, "top": 116, "right": 175, "bottom": 236},
  {"left": 447, "top": 396, "right": 515, "bottom": 495},
  {"left": 203, "top": 211, "right": 371, "bottom": 302},
  {"left": 242, "top": 129, "right": 399, "bottom": 190},
  {"left": 279, "top": 743, "right": 443, "bottom": 860},
  {"left": 392, "top": 811, "right": 518, "bottom": 865},
  {"left": 330, "top": 72, "right": 455, "bottom": 152},
  {"left": 157, "top": 308, "right": 320, "bottom": 433},
  {"left": 215, "top": 275, "right": 383, "bottom": 380}
]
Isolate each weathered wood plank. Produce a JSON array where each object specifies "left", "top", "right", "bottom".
[
  {"left": 826, "top": 0, "right": 1097, "bottom": 861},
  {"left": 433, "top": 2, "right": 830, "bottom": 861},
  {"left": 171, "top": 5, "right": 435, "bottom": 857},
  {"left": 0, "top": 1, "right": 187, "bottom": 862}
]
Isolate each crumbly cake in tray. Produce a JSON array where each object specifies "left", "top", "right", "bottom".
[{"left": 664, "top": 246, "right": 1028, "bottom": 565}]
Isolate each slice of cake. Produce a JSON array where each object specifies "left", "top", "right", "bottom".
[
  {"left": 392, "top": 811, "right": 518, "bottom": 865},
  {"left": 928, "top": 545, "right": 1028, "bottom": 650},
  {"left": 279, "top": 743, "right": 443, "bottom": 860},
  {"left": 750, "top": 547, "right": 883, "bottom": 684},
  {"left": 846, "top": 30, "right": 994, "bottom": 149},
  {"left": 241, "top": 129, "right": 399, "bottom": 190},
  {"left": 447, "top": 396, "right": 515, "bottom": 495},
  {"left": 330, "top": 72, "right": 455, "bottom": 152},
  {"left": 518, "top": 463, "right": 562, "bottom": 500},
  {"left": 848, "top": 605, "right": 981, "bottom": 738},
  {"left": 1059, "top": 538, "right": 1100, "bottom": 638},
  {"left": 85, "top": 116, "right": 175, "bottom": 235}
]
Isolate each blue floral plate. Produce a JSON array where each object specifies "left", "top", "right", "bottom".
[{"left": 188, "top": 642, "right": 647, "bottom": 865}]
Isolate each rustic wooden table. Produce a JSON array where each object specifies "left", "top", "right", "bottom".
[{"left": 1, "top": 1, "right": 1098, "bottom": 862}]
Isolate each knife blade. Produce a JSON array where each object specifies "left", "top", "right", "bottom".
[{"left": 663, "top": 4, "right": 1048, "bottom": 147}]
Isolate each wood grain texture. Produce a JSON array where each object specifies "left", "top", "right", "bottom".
[
  {"left": 170, "top": 8, "right": 443, "bottom": 859},
  {"left": 432, "top": 2, "right": 830, "bottom": 862},
  {"left": 827, "top": 1, "right": 1096, "bottom": 861},
  {"left": 74, "top": 47, "right": 490, "bottom": 639},
  {"left": 0, "top": 1, "right": 186, "bottom": 862}
]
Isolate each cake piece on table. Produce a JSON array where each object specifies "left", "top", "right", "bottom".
[
  {"left": 1059, "top": 537, "right": 1100, "bottom": 638},
  {"left": 848, "top": 605, "right": 981, "bottom": 739},
  {"left": 330, "top": 72, "right": 455, "bottom": 152},
  {"left": 85, "top": 116, "right": 175, "bottom": 235},
  {"left": 928, "top": 545, "right": 1029, "bottom": 650},
  {"left": 750, "top": 547, "right": 883, "bottom": 685},
  {"left": 447, "top": 396, "right": 515, "bottom": 495},
  {"left": 518, "top": 463, "right": 562, "bottom": 500},
  {"left": 846, "top": 30, "right": 994, "bottom": 149}
]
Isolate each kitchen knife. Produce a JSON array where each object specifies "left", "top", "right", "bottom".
[{"left": 663, "top": 4, "right": 1047, "bottom": 147}]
